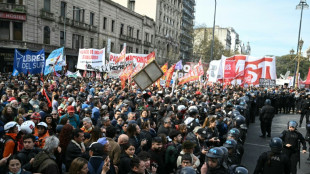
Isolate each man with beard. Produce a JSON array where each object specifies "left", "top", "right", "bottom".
[{"left": 148, "top": 136, "right": 166, "bottom": 174}]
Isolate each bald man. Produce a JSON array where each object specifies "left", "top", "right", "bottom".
[{"left": 117, "top": 134, "right": 129, "bottom": 145}]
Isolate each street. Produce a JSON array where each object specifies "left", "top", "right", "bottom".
[{"left": 242, "top": 113, "right": 310, "bottom": 174}]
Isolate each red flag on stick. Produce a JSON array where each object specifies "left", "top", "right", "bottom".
[{"left": 42, "top": 88, "right": 52, "bottom": 108}]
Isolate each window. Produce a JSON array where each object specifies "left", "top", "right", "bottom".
[
  {"left": 0, "top": 21, "right": 10, "bottom": 40},
  {"left": 136, "top": 48, "right": 139, "bottom": 53},
  {"left": 43, "top": 26, "right": 50, "bottom": 44},
  {"left": 44, "top": 0, "right": 51, "bottom": 12},
  {"left": 127, "top": 26, "right": 133, "bottom": 37},
  {"left": 103, "top": 17, "right": 107, "bottom": 30},
  {"left": 128, "top": 46, "right": 133, "bottom": 53},
  {"left": 120, "top": 44, "right": 122, "bottom": 52},
  {"left": 60, "top": 31, "right": 65, "bottom": 46},
  {"left": 111, "top": 42, "right": 114, "bottom": 52},
  {"left": 120, "top": 23, "right": 124, "bottom": 35},
  {"left": 73, "top": 7, "right": 84, "bottom": 22},
  {"left": 145, "top": 32, "right": 149, "bottom": 42},
  {"left": 151, "top": 35, "right": 153, "bottom": 44},
  {"left": 102, "top": 40, "right": 106, "bottom": 48},
  {"left": 137, "top": 29, "right": 139, "bottom": 39},
  {"left": 60, "top": 1, "right": 66, "bottom": 17},
  {"left": 72, "top": 34, "right": 84, "bottom": 49},
  {"left": 13, "top": 22, "right": 22, "bottom": 41},
  {"left": 90, "top": 12, "right": 94, "bottom": 26},
  {"left": 144, "top": 50, "right": 149, "bottom": 54},
  {"left": 7, "top": 0, "right": 15, "bottom": 4},
  {"left": 90, "top": 38, "right": 94, "bottom": 48},
  {"left": 111, "top": 20, "right": 115, "bottom": 32}
]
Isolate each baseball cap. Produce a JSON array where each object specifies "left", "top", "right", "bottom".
[
  {"left": 89, "top": 142, "right": 105, "bottom": 156},
  {"left": 197, "top": 128, "right": 208, "bottom": 139},
  {"left": 97, "top": 137, "right": 108, "bottom": 146},
  {"left": 67, "top": 106, "right": 75, "bottom": 113},
  {"left": 8, "top": 97, "right": 16, "bottom": 102}
]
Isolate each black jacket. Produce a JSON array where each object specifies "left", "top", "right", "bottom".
[
  {"left": 260, "top": 105, "right": 275, "bottom": 122},
  {"left": 17, "top": 147, "right": 41, "bottom": 171},
  {"left": 253, "top": 151, "right": 290, "bottom": 174},
  {"left": 119, "top": 153, "right": 132, "bottom": 174},
  {"left": 206, "top": 165, "right": 228, "bottom": 174},
  {"left": 65, "top": 141, "right": 87, "bottom": 171}
]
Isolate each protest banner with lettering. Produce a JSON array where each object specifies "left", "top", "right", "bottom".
[
  {"left": 13, "top": 49, "right": 45, "bottom": 75},
  {"left": 44, "top": 47, "right": 65, "bottom": 75},
  {"left": 178, "top": 60, "right": 204, "bottom": 85},
  {"left": 77, "top": 48, "right": 105, "bottom": 72},
  {"left": 224, "top": 60, "right": 236, "bottom": 79},
  {"left": 108, "top": 52, "right": 154, "bottom": 78},
  {"left": 210, "top": 55, "right": 276, "bottom": 86}
]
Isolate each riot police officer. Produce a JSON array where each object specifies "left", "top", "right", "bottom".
[
  {"left": 259, "top": 99, "right": 274, "bottom": 138},
  {"left": 253, "top": 137, "right": 290, "bottom": 174},
  {"left": 300, "top": 93, "right": 310, "bottom": 127},
  {"left": 280, "top": 121, "right": 307, "bottom": 174},
  {"left": 205, "top": 147, "right": 228, "bottom": 174}
]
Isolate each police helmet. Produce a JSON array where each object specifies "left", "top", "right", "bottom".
[
  {"left": 223, "top": 139, "right": 237, "bottom": 149},
  {"left": 228, "top": 128, "right": 240, "bottom": 139},
  {"left": 306, "top": 122, "right": 310, "bottom": 132},
  {"left": 234, "top": 167, "right": 248, "bottom": 174},
  {"left": 240, "top": 124, "right": 248, "bottom": 130},
  {"left": 206, "top": 147, "right": 224, "bottom": 166},
  {"left": 177, "top": 105, "right": 187, "bottom": 113},
  {"left": 180, "top": 167, "right": 196, "bottom": 174},
  {"left": 269, "top": 137, "right": 283, "bottom": 153},
  {"left": 219, "top": 146, "right": 228, "bottom": 162},
  {"left": 239, "top": 101, "right": 246, "bottom": 106},
  {"left": 188, "top": 106, "right": 199, "bottom": 116},
  {"left": 288, "top": 120, "right": 298, "bottom": 129},
  {"left": 265, "top": 99, "right": 271, "bottom": 105},
  {"left": 234, "top": 115, "right": 246, "bottom": 127},
  {"left": 147, "top": 98, "right": 154, "bottom": 105}
]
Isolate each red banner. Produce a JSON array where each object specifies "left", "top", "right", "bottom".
[
  {"left": 224, "top": 60, "right": 236, "bottom": 79},
  {"left": 0, "top": 11, "right": 26, "bottom": 21},
  {"left": 165, "top": 64, "right": 176, "bottom": 87}
]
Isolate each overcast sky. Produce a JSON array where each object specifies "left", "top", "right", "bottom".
[{"left": 195, "top": 0, "right": 310, "bottom": 58}]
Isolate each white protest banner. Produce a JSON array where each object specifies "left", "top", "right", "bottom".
[
  {"left": 108, "top": 52, "right": 152, "bottom": 78},
  {"left": 77, "top": 48, "right": 105, "bottom": 72}
]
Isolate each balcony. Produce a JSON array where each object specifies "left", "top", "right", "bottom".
[
  {"left": 71, "top": 20, "right": 89, "bottom": 30},
  {"left": 0, "top": 40, "right": 78, "bottom": 56},
  {"left": 0, "top": 3, "right": 27, "bottom": 13},
  {"left": 40, "top": 9, "right": 54, "bottom": 21},
  {"left": 89, "top": 25, "right": 98, "bottom": 32},
  {"left": 119, "top": 34, "right": 138, "bottom": 44},
  {"left": 135, "top": 39, "right": 142, "bottom": 45},
  {"left": 58, "top": 16, "right": 71, "bottom": 25},
  {"left": 144, "top": 41, "right": 151, "bottom": 47}
]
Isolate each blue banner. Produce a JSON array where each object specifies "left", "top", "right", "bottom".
[
  {"left": 13, "top": 49, "right": 45, "bottom": 75},
  {"left": 44, "top": 47, "right": 65, "bottom": 75}
]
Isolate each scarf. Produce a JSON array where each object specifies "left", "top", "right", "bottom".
[{"left": 71, "top": 139, "right": 86, "bottom": 152}]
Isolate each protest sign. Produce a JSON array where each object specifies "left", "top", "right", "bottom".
[
  {"left": 13, "top": 49, "right": 45, "bottom": 75},
  {"left": 77, "top": 48, "right": 105, "bottom": 72},
  {"left": 44, "top": 47, "right": 65, "bottom": 75}
]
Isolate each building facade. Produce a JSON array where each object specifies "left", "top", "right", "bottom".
[
  {"left": 180, "top": 0, "right": 195, "bottom": 62},
  {"left": 0, "top": 0, "right": 155, "bottom": 72},
  {"left": 112, "top": 0, "right": 183, "bottom": 65}
]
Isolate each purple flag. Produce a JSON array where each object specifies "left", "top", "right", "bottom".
[{"left": 175, "top": 60, "right": 183, "bottom": 70}]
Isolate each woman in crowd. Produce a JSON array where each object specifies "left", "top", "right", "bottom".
[
  {"left": 119, "top": 142, "right": 136, "bottom": 174},
  {"left": 69, "top": 157, "right": 89, "bottom": 174},
  {"left": 44, "top": 114, "right": 57, "bottom": 135},
  {"left": 5, "top": 155, "right": 31, "bottom": 174}
]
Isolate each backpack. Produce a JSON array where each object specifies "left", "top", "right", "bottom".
[{"left": 0, "top": 134, "right": 16, "bottom": 158}]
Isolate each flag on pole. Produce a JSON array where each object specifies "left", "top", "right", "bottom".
[
  {"left": 175, "top": 60, "right": 183, "bottom": 70},
  {"left": 165, "top": 64, "right": 176, "bottom": 87},
  {"left": 120, "top": 64, "right": 134, "bottom": 89},
  {"left": 42, "top": 88, "right": 52, "bottom": 108},
  {"left": 114, "top": 45, "right": 126, "bottom": 63}
]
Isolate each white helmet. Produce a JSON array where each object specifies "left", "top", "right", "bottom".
[
  {"left": 188, "top": 105, "right": 198, "bottom": 111},
  {"left": 21, "top": 121, "right": 35, "bottom": 134},
  {"left": 177, "top": 105, "right": 186, "bottom": 112},
  {"left": 37, "top": 122, "right": 48, "bottom": 128},
  {"left": 4, "top": 121, "right": 18, "bottom": 133}
]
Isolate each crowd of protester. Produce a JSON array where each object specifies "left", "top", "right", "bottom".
[{"left": 0, "top": 73, "right": 309, "bottom": 174}]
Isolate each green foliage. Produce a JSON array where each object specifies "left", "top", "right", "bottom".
[{"left": 276, "top": 54, "right": 310, "bottom": 80}]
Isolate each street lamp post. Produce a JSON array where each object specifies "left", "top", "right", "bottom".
[
  {"left": 295, "top": 39, "right": 304, "bottom": 88},
  {"left": 293, "top": 0, "right": 309, "bottom": 88},
  {"left": 210, "top": 0, "right": 216, "bottom": 61}
]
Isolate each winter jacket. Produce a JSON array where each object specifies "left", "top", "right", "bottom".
[{"left": 32, "top": 151, "right": 60, "bottom": 174}]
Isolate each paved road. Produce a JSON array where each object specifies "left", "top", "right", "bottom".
[{"left": 241, "top": 113, "right": 310, "bottom": 174}]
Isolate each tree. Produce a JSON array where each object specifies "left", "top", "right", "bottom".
[{"left": 276, "top": 54, "right": 310, "bottom": 80}]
